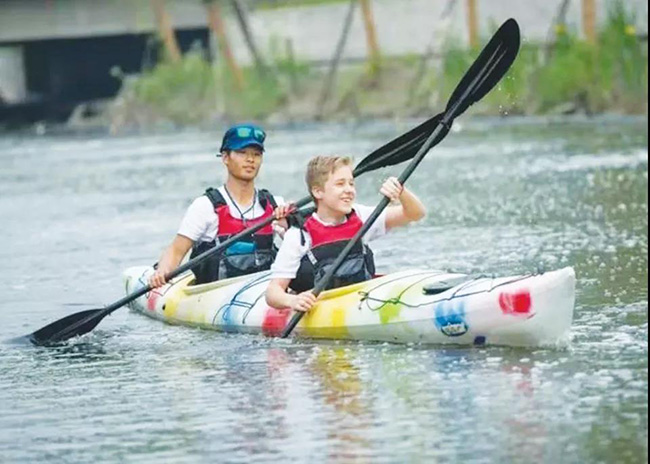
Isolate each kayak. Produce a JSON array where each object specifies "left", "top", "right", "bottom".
[{"left": 123, "top": 266, "right": 576, "bottom": 347}]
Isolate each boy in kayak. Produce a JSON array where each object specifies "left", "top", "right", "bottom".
[
  {"left": 149, "top": 124, "right": 291, "bottom": 288},
  {"left": 265, "top": 155, "right": 426, "bottom": 313}
]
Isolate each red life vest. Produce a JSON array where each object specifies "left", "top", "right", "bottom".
[
  {"left": 215, "top": 193, "right": 275, "bottom": 239},
  {"left": 303, "top": 211, "right": 364, "bottom": 247},
  {"left": 190, "top": 188, "right": 278, "bottom": 284},
  {"left": 290, "top": 210, "right": 375, "bottom": 293}
]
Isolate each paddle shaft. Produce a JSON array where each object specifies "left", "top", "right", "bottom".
[
  {"left": 279, "top": 19, "right": 521, "bottom": 338},
  {"left": 280, "top": 115, "right": 452, "bottom": 338}
]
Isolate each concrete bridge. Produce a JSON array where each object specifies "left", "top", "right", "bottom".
[{"left": 0, "top": 0, "right": 647, "bottom": 123}]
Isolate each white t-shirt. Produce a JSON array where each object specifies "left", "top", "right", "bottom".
[
  {"left": 177, "top": 186, "right": 285, "bottom": 243},
  {"left": 270, "top": 204, "right": 387, "bottom": 280}
]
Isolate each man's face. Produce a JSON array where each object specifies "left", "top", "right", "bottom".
[
  {"left": 312, "top": 165, "right": 356, "bottom": 215},
  {"left": 223, "top": 147, "right": 263, "bottom": 181}
]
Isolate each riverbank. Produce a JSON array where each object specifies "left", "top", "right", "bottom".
[{"left": 87, "top": 3, "right": 647, "bottom": 132}]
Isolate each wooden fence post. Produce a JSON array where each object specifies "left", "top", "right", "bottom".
[
  {"left": 150, "top": 0, "right": 182, "bottom": 63},
  {"left": 285, "top": 38, "right": 298, "bottom": 93},
  {"left": 466, "top": 0, "right": 479, "bottom": 48},
  {"left": 582, "top": 0, "right": 597, "bottom": 43},
  {"left": 316, "top": 0, "right": 357, "bottom": 119},
  {"left": 359, "top": 0, "right": 381, "bottom": 76},
  {"left": 543, "top": 0, "right": 571, "bottom": 63},
  {"left": 230, "top": 0, "right": 277, "bottom": 82},
  {"left": 205, "top": 0, "right": 245, "bottom": 91},
  {"left": 407, "top": 0, "right": 457, "bottom": 107}
]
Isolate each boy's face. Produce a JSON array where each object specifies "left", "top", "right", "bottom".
[
  {"left": 313, "top": 165, "right": 356, "bottom": 214},
  {"left": 222, "top": 147, "right": 263, "bottom": 182}
]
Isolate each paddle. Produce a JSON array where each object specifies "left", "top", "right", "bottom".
[
  {"left": 27, "top": 112, "right": 450, "bottom": 346},
  {"left": 281, "top": 18, "right": 521, "bottom": 338}
]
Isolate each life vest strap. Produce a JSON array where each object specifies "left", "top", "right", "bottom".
[{"left": 204, "top": 187, "right": 277, "bottom": 211}]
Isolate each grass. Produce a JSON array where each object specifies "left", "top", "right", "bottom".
[
  {"left": 437, "top": 1, "right": 648, "bottom": 115},
  {"left": 115, "top": 45, "right": 305, "bottom": 125},
  {"left": 130, "top": 51, "right": 217, "bottom": 124}
]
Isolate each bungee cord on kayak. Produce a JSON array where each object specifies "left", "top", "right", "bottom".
[
  {"left": 216, "top": 272, "right": 271, "bottom": 326},
  {"left": 358, "top": 272, "right": 540, "bottom": 313}
]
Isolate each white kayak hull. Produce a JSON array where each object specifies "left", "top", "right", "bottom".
[{"left": 123, "top": 267, "right": 576, "bottom": 347}]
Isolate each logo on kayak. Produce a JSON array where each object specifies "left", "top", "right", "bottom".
[
  {"left": 499, "top": 290, "right": 534, "bottom": 318},
  {"left": 262, "top": 307, "right": 291, "bottom": 337},
  {"left": 434, "top": 301, "right": 469, "bottom": 337}
]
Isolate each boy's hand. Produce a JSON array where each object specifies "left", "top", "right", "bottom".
[
  {"left": 149, "top": 266, "right": 170, "bottom": 289},
  {"left": 380, "top": 177, "right": 404, "bottom": 202},
  {"left": 291, "top": 291, "right": 318, "bottom": 313}
]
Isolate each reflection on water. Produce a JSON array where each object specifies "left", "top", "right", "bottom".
[
  {"left": 307, "top": 348, "right": 371, "bottom": 461},
  {"left": 0, "top": 116, "right": 647, "bottom": 463}
]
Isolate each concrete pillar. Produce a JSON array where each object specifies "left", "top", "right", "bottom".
[{"left": 0, "top": 46, "right": 27, "bottom": 104}]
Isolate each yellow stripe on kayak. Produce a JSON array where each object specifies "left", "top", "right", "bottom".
[{"left": 301, "top": 290, "right": 366, "bottom": 338}]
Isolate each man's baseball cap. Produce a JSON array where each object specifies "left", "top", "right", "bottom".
[{"left": 219, "top": 124, "right": 266, "bottom": 154}]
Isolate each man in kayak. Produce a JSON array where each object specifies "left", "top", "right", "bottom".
[
  {"left": 149, "top": 124, "right": 291, "bottom": 288},
  {"left": 265, "top": 155, "right": 426, "bottom": 313}
]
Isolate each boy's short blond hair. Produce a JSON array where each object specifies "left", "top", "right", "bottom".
[{"left": 306, "top": 156, "right": 353, "bottom": 199}]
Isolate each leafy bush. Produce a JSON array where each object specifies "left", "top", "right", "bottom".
[{"left": 439, "top": 1, "right": 647, "bottom": 115}]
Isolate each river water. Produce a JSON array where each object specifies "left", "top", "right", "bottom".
[{"left": 0, "top": 116, "right": 647, "bottom": 463}]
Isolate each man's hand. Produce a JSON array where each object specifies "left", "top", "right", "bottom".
[{"left": 273, "top": 203, "right": 296, "bottom": 235}]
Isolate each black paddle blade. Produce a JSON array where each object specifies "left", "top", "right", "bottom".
[
  {"left": 29, "top": 308, "right": 105, "bottom": 346},
  {"left": 352, "top": 20, "right": 520, "bottom": 178},
  {"left": 353, "top": 112, "right": 447, "bottom": 177},
  {"left": 446, "top": 18, "right": 521, "bottom": 118}
]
